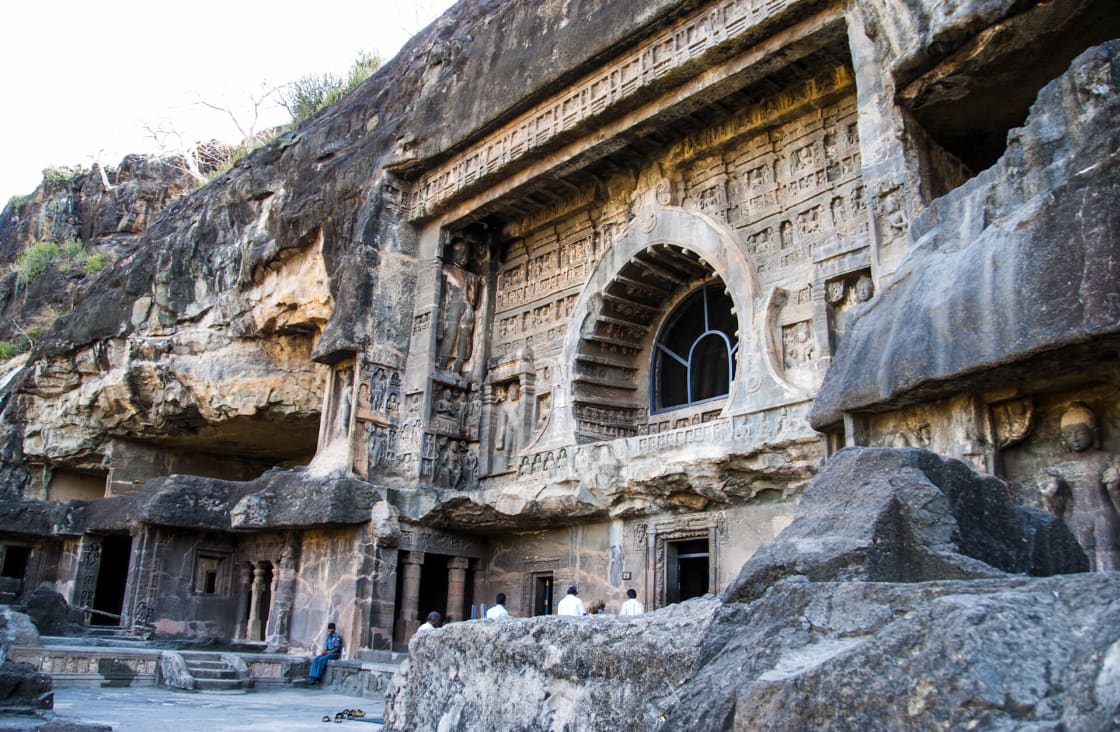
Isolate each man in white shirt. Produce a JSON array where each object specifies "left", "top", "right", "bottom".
[
  {"left": 486, "top": 593, "right": 510, "bottom": 619},
  {"left": 415, "top": 611, "right": 441, "bottom": 634},
  {"left": 620, "top": 588, "right": 644, "bottom": 615},
  {"left": 556, "top": 585, "right": 586, "bottom": 616}
]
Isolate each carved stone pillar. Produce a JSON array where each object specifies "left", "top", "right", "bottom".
[
  {"left": 446, "top": 557, "right": 470, "bottom": 623},
  {"left": 266, "top": 547, "right": 297, "bottom": 652},
  {"left": 368, "top": 544, "right": 399, "bottom": 650},
  {"left": 248, "top": 562, "right": 269, "bottom": 641},
  {"left": 397, "top": 551, "right": 424, "bottom": 642},
  {"left": 235, "top": 564, "right": 253, "bottom": 641},
  {"left": 471, "top": 559, "right": 486, "bottom": 619}
]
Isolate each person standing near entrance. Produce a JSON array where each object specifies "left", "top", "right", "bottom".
[
  {"left": 486, "top": 593, "right": 510, "bottom": 618},
  {"left": 620, "top": 588, "right": 644, "bottom": 616},
  {"left": 308, "top": 622, "right": 343, "bottom": 685},
  {"left": 556, "top": 586, "right": 586, "bottom": 616}
]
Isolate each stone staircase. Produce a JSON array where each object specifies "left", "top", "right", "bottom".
[{"left": 159, "top": 651, "right": 254, "bottom": 691}]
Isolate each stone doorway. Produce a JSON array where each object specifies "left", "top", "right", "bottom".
[
  {"left": 416, "top": 553, "right": 451, "bottom": 623},
  {"left": 91, "top": 535, "right": 131, "bottom": 626},
  {"left": 667, "top": 538, "right": 710, "bottom": 604},
  {"left": 0, "top": 544, "right": 30, "bottom": 603},
  {"left": 640, "top": 513, "right": 725, "bottom": 609},
  {"left": 531, "top": 573, "right": 554, "bottom": 616},
  {"left": 0, "top": 544, "right": 30, "bottom": 580}
]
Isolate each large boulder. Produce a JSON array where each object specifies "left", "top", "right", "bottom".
[
  {"left": 0, "top": 610, "right": 40, "bottom": 664},
  {"left": 664, "top": 573, "right": 1120, "bottom": 731},
  {"left": 386, "top": 598, "right": 721, "bottom": 731},
  {"left": 16, "top": 589, "right": 83, "bottom": 638},
  {"left": 385, "top": 449, "right": 1119, "bottom": 731},
  {"left": 723, "top": 447, "right": 1087, "bottom": 604},
  {"left": 0, "top": 661, "right": 51, "bottom": 714}
]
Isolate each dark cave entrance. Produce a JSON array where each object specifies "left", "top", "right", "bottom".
[
  {"left": 1, "top": 545, "right": 30, "bottom": 579},
  {"left": 901, "top": 0, "right": 1120, "bottom": 199},
  {"left": 667, "top": 538, "right": 710, "bottom": 604},
  {"left": 91, "top": 534, "right": 132, "bottom": 626}
]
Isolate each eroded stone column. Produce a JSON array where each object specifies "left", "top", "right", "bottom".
[
  {"left": 397, "top": 551, "right": 424, "bottom": 641},
  {"left": 368, "top": 544, "right": 399, "bottom": 650},
  {"left": 248, "top": 562, "right": 269, "bottom": 641},
  {"left": 235, "top": 563, "right": 253, "bottom": 641},
  {"left": 266, "top": 546, "right": 297, "bottom": 652},
  {"left": 471, "top": 559, "right": 486, "bottom": 619},
  {"left": 446, "top": 557, "right": 470, "bottom": 623}
]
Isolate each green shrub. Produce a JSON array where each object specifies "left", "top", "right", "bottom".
[
  {"left": 61, "top": 239, "right": 88, "bottom": 272},
  {"left": 0, "top": 331, "right": 36, "bottom": 361},
  {"left": 15, "top": 242, "right": 60, "bottom": 286},
  {"left": 6, "top": 194, "right": 30, "bottom": 210},
  {"left": 205, "top": 143, "right": 254, "bottom": 181},
  {"left": 280, "top": 50, "right": 382, "bottom": 125},
  {"left": 62, "top": 239, "right": 85, "bottom": 260},
  {"left": 42, "top": 167, "right": 73, "bottom": 186},
  {"left": 82, "top": 251, "right": 108, "bottom": 274}
]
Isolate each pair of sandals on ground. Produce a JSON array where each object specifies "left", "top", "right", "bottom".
[{"left": 321, "top": 708, "right": 369, "bottom": 723}]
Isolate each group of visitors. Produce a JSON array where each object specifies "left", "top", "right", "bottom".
[
  {"left": 556, "top": 585, "right": 644, "bottom": 616},
  {"left": 303, "top": 586, "right": 644, "bottom": 685}
]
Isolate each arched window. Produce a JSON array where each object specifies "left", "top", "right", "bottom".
[{"left": 652, "top": 283, "right": 738, "bottom": 412}]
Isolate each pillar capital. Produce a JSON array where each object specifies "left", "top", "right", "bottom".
[{"left": 447, "top": 556, "right": 470, "bottom": 570}]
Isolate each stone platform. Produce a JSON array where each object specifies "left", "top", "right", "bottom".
[
  {"left": 38, "top": 685, "right": 385, "bottom": 731},
  {"left": 5, "top": 641, "right": 402, "bottom": 697}
]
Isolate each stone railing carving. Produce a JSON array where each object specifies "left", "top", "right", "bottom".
[{"left": 510, "top": 401, "right": 813, "bottom": 483}]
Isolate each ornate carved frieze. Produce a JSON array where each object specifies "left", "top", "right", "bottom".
[{"left": 408, "top": 0, "right": 805, "bottom": 220}]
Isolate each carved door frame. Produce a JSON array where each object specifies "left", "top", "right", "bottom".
[
  {"left": 637, "top": 512, "right": 726, "bottom": 609},
  {"left": 522, "top": 557, "right": 560, "bottom": 617}
]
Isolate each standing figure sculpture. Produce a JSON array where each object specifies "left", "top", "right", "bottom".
[
  {"left": 438, "top": 238, "right": 480, "bottom": 375},
  {"left": 1040, "top": 403, "right": 1120, "bottom": 571},
  {"left": 331, "top": 367, "right": 354, "bottom": 443},
  {"left": 495, "top": 382, "right": 522, "bottom": 472}
]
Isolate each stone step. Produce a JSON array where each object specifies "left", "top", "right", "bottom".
[
  {"left": 185, "top": 660, "right": 228, "bottom": 670},
  {"left": 190, "top": 668, "right": 239, "bottom": 680},
  {"left": 160, "top": 651, "right": 253, "bottom": 692},
  {"left": 193, "top": 677, "right": 245, "bottom": 692}
]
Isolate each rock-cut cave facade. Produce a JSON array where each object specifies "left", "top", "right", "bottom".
[{"left": 1, "top": 0, "right": 1119, "bottom": 658}]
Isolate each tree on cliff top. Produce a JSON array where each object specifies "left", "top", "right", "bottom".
[{"left": 278, "top": 50, "right": 383, "bottom": 125}]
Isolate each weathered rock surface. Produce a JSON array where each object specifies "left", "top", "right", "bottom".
[
  {"left": 15, "top": 591, "right": 83, "bottom": 639},
  {"left": 387, "top": 598, "right": 722, "bottom": 731},
  {"left": 811, "top": 40, "right": 1120, "bottom": 428},
  {"left": 132, "top": 468, "right": 383, "bottom": 531},
  {"left": 0, "top": 611, "right": 39, "bottom": 665},
  {"left": 0, "top": 612, "right": 51, "bottom": 715},
  {"left": 0, "top": 662, "right": 51, "bottom": 713},
  {"left": 385, "top": 449, "right": 1120, "bottom": 730},
  {"left": 723, "top": 448, "right": 1088, "bottom": 604}
]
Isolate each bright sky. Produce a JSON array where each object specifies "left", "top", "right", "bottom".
[{"left": 1, "top": 0, "right": 456, "bottom": 204}]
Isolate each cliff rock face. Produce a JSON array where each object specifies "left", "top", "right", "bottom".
[
  {"left": 811, "top": 40, "right": 1120, "bottom": 428},
  {"left": 385, "top": 450, "right": 1120, "bottom": 731},
  {"left": 0, "top": 0, "right": 1118, "bottom": 717}
]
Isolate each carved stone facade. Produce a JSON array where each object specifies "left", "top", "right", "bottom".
[{"left": 1, "top": 0, "right": 1117, "bottom": 660}]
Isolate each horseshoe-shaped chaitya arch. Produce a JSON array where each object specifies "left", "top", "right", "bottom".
[{"left": 532, "top": 206, "right": 761, "bottom": 450}]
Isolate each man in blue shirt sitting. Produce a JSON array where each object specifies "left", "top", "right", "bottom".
[{"left": 308, "top": 622, "right": 343, "bottom": 685}]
